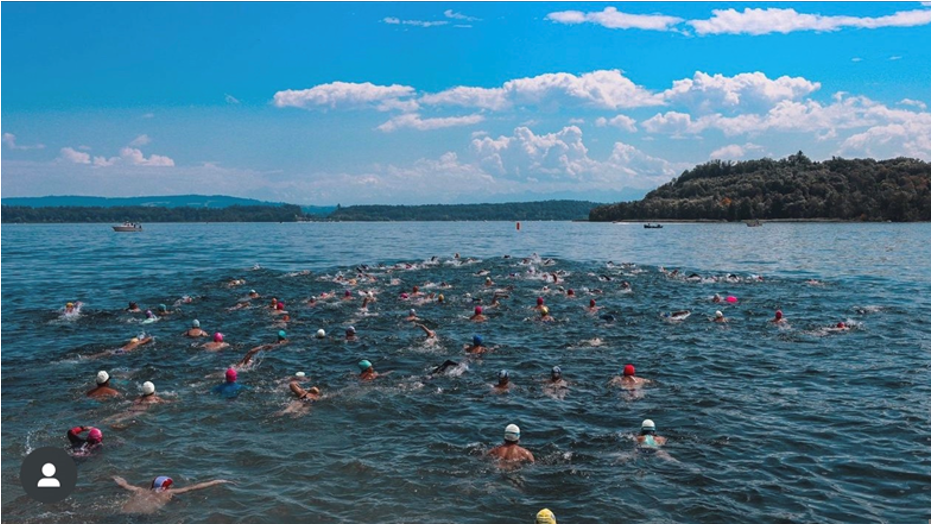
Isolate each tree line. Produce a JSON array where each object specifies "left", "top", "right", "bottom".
[
  {"left": 589, "top": 153, "right": 930, "bottom": 222},
  {"left": 1, "top": 204, "right": 306, "bottom": 223},
  {"left": 328, "top": 200, "right": 598, "bottom": 221}
]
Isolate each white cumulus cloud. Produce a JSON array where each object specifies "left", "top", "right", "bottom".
[
  {"left": 273, "top": 82, "right": 417, "bottom": 110},
  {"left": 662, "top": 71, "right": 821, "bottom": 112},
  {"left": 382, "top": 17, "right": 449, "bottom": 28},
  {"left": 444, "top": 9, "right": 479, "bottom": 21},
  {"left": 129, "top": 134, "right": 151, "bottom": 147},
  {"left": 119, "top": 147, "right": 175, "bottom": 167},
  {"left": 60, "top": 147, "right": 91, "bottom": 164},
  {"left": 709, "top": 143, "right": 764, "bottom": 160},
  {"left": 595, "top": 114, "right": 638, "bottom": 132},
  {"left": 4, "top": 133, "right": 45, "bottom": 150},
  {"left": 546, "top": 7, "right": 683, "bottom": 31},
  {"left": 377, "top": 113, "right": 485, "bottom": 132},
  {"left": 689, "top": 7, "right": 932, "bottom": 35}
]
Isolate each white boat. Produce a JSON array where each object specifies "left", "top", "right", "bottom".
[{"left": 112, "top": 222, "right": 143, "bottom": 232}]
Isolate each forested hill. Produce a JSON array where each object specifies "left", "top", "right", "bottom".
[
  {"left": 589, "top": 153, "right": 930, "bottom": 222},
  {"left": 328, "top": 200, "right": 599, "bottom": 221},
  {"left": 1, "top": 204, "right": 305, "bottom": 223}
]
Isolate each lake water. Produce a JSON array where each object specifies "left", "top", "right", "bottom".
[{"left": 1, "top": 222, "right": 929, "bottom": 523}]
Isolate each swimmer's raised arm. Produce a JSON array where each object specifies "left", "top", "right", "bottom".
[
  {"left": 415, "top": 323, "right": 436, "bottom": 338},
  {"left": 113, "top": 476, "right": 145, "bottom": 493},
  {"left": 170, "top": 479, "right": 232, "bottom": 494}
]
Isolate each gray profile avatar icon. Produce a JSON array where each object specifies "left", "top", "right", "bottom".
[{"left": 20, "top": 447, "right": 77, "bottom": 503}]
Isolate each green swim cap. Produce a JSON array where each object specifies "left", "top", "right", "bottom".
[
  {"left": 278, "top": 330, "right": 287, "bottom": 340},
  {"left": 358, "top": 359, "right": 372, "bottom": 371}
]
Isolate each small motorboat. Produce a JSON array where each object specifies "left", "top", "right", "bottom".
[
  {"left": 113, "top": 222, "right": 143, "bottom": 232},
  {"left": 643, "top": 223, "right": 663, "bottom": 229},
  {"left": 746, "top": 220, "right": 762, "bottom": 227}
]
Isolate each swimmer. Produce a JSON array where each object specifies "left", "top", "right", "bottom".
[
  {"left": 470, "top": 306, "right": 488, "bottom": 323},
  {"left": 662, "top": 310, "right": 690, "bottom": 322},
  {"left": 465, "top": 335, "right": 487, "bottom": 354},
  {"left": 488, "top": 424, "right": 534, "bottom": 463},
  {"left": 87, "top": 371, "right": 121, "bottom": 399},
  {"left": 636, "top": 419, "right": 667, "bottom": 452},
  {"left": 113, "top": 475, "right": 232, "bottom": 514},
  {"left": 712, "top": 310, "right": 728, "bottom": 323},
  {"left": 345, "top": 326, "right": 358, "bottom": 342},
  {"left": 609, "top": 364, "right": 652, "bottom": 390},
  {"left": 770, "top": 310, "right": 787, "bottom": 324},
  {"left": 484, "top": 276, "right": 494, "bottom": 287},
  {"left": 64, "top": 302, "right": 77, "bottom": 314},
  {"left": 203, "top": 332, "right": 229, "bottom": 351},
  {"left": 142, "top": 309, "right": 158, "bottom": 323},
  {"left": 156, "top": 303, "right": 172, "bottom": 317},
  {"left": 248, "top": 289, "right": 260, "bottom": 299},
  {"left": 415, "top": 323, "right": 437, "bottom": 339},
  {"left": 289, "top": 373, "right": 321, "bottom": 402},
  {"left": 492, "top": 370, "right": 513, "bottom": 393},
  {"left": 712, "top": 293, "right": 723, "bottom": 304},
  {"left": 533, "top": 297, "right": 546, "bottom": 312},
  {"left": 126, "top": 302, "right": 141, "bottom": 313},
  {"left": 405, "top": 309, "right": 419, "bottom": 322},
  {"left": 307, "top": 296, "right": 319, "bottom": 307},
  {"left": 342, "top": 290, "right": 354, "bottom": 301},
  {"left": 315, "top": 328, "right": 326, "bottom": 339},
  {"left": 411, "top": 285, "right": 421, "bottom": 296},
  {"left": 437, "top": 293, "right": 445, "bottom": 304},
  {"left": 358, "top": 359, "right": 379, "bottom": 380},
  {"left": 536, "top": 509, "right": 557, "bottom": 524},
  {"left": 827, "top": 321, "right": 850, "bottom": 333},
  {"left": 212, "top": 368, "right": 247, "bottom": 398},
  {"left": 183, "top": 319, "right": 208, "bottom": 338},
  {"left": 539, "top": 306, "right": 555, "bottom": 322},
  {"left": 543, "top": 366, "right": 569, "bottom": 399},
  {"left": 620, "top": 281, "right": 631, "bottom": 291},
  {"left": 268, "top": 297, "right": 279, "bottom": 310},
  {"left": 105, "top": 381, "right": 167, "bottom": 423},
  {"left": 566, "top": 288, "right": 576, "bottom": 298},
  {"left": 117, "top": 335, "right": 154, "bottom": 353},
  {"left": 587, "top": 299, "right": 600, "bottom": 313},
  {"left": 67, "top": 426, "right": 103, "bottom": 455},
  {"left": 271, "top": 301, "right": 288, "bottom": 316},
  {"left": 237, "top": 331, "right": 289, "bottom": 366}
]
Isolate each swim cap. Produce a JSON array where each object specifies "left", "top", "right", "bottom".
[
  {"left": 295, "top": 371, "right": 306, "bottom": 378},
  {"left": 151, "top": 476, "right": 173, "bottom": 490},
  {"left": 409, "top": 309, "right": 416, "bottom": 316},
  {"left": 225, "top": 368, "right": 237, "bottom": 382},
  {"left": 413, "top": 285, "right": 420, "bottom": 292},
  {"left": 540, "top": 306, "right": 549, "bottom": 316},
  {"left": 504, "top": 424, "right": 520, "bottom": 442},
  {"left": 837, "top": 322, "right": 845, "bottom": 328},
  {"left": 96, "top": 371, "right": 110, "bottom": 385},
  {"left": 401, "top": 293, "right": 409, "bottom": 299},
  {"left": 276, "top": 301, "right": 285, "bottom": 310},
  {"left": 345, "top": 290, "right": 352, "bottom": 297},
  {"left": 192, "top": 319, "right": 200, "bottom": 328},
  {"left": 474, "top": 306, "right": 483, "bottom": 315},
  {"left": 536, "top": 508, "right": 557, "bottom": 524},
  {"left": 552, "top": 366, "right": 562, "bottom": 376},
  {"left": 213, "top": 332, "right": 224, "bottom": 342},
  {"left": 623, "top": 364, "right": 635, "bottom": 376},
  {"left": 438, "top": 294, "right": 444, "bottom": 302},
  {"left": 567, "top": 289, "right": 574, "bottom": 295},
  {"left": 316, "top": 329, "right": 326, "bottom": 339},
  {"left": 158, "top": 304, "right": 167, "bottom": 311},
  {"left": 347, "top": 326, "right": 356, "bottom": 335},
  {"left": 146, "top": 310, "right": 154, "bottom": 317},
  {"left": 715, "top": 310, "right": 723, "bottom": 318},
  {"left": 641, "top": 419, "right": 656, "bottom": 431},
  {"left": 590, "top": 299, "right": 596, "bottom": 307},
  {"left": 249, "top": 289, "right": 256, "bottom": 294},
  {"left": 473, "top": 335, "right": 483, "bottom": 346},
  {"left": 537, "top": 297, "right": 544, "bottom": 305},
  {"left": 499, "top": 369, "right": 509, "bottom": 379},
  {"left": 358, "top": 359, "right": 372, "bottom": 371},
  {"left": 278, "top": 330, "right": 287, "bottom": 341},
  {"left": 66, "top": 302, "right": 74, "bottom": 308},
  {"left": 130, "top": 337, "right": 140, "bottom": 343},
  {"left": 726, "top": 296, "right": 738, "bottom": 304},
  {"left": 87, "top": 427, "right": 103, "bottom": 444},
  {"left": 142, "top": 381, "right": 155, "bottom": 395},
  {"left": 775, "top": 310, "right": 783, "bottom": 319},
  {"left": 486, "top": 277, "right": 492, "bottom": 282}
]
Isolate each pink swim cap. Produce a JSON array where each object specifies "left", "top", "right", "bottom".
[
  {"left": 537, "top": 297, "right": 544, "bottom": 305},
  {"left": 475, "top": 306, "right": 483, "bottom": 315},
  {"left": 345, "top": 290, "right": 352, "bottom": 297},
  {"left": 837, "top": 322, "right": 845, "bottom": 328},
  {"left": 276, "top": 301, "right": 285, "bottom": 310},
  {"left": 225, "top": 368, "right": 237, "bottom": 382},
  {"left": 590, "top": 299, "right": 596, "bottom": 307},
  {"left": 87, "top": 427, "right": 103, "bottom": 444},
  {"left": 775, "top": 310, "right": 783, "bottom": 319},
  {"left": 726, "top": 296, "right": 738, "bottom": 304},
  {"left": 623, "top": 364, "right": 636, "bottom": 376},
  {"left": 401, "top": 292, "right": 409, "bottom": 299},
  {"left": 213, "top": 332, "right": 224, "bottom": 342}
]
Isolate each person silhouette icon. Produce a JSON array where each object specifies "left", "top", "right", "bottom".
[{"left": 37, "top": 463, "right": 61, "bottom": 488}]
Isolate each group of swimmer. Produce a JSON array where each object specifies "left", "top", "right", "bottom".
[{"left": 58, "top": 253, "right": 852, "bottom": 518}]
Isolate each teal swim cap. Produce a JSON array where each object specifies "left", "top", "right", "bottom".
[
  {"left": 358, "top": 359, "right": 372, "bottom": 371},
  {"left": 278, "top": 330, "right": 287, "bottom": 340},
  {"left": 158, "top": 304, "right": 167, "bottom": 311}
]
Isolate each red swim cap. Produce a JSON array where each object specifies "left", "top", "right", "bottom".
[
  {"left": 474, "top": 306, "right": 483, "bottom": 315},
  {"left": 623, "top": 364, "right": 636, "bottom": 376},
  {"left": 88, "top": 427, "right": 103, "bottom": 443},
  {"left": 590, "top": 299, "right": 596, "bottom": 307},
  {"left": 775, "top": 310, "right": 783, "bottom": 319},
  {"left": 537, "top": 297, "right": 544, "bottom": 305},
  {"left": 837, "top": 322, "right": 845, "bottom": 328},
  {"left": 277, "top": 301, "right": 285, "bottom": 310},
  {"left": 225, "top": 368, "right": 238, "bottom": 382}
]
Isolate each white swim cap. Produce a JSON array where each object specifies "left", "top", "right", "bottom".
[
  {"left": 504, "top": 424, "right": 520, "bottom": 442},
  {"left": 316, "top": 329, "right": 326, "bottom": 338},
  {"left": 295, "top": 371, "right": 306, "bottom": 378},
  {"left": 192, "top": 319, "right": 200, "bottom": 328},
  {"left": 409, "top": 309, "right": 416, "bottom": 316},
  {"left": 641, "top": 419, "right": 656, "bottom": 431},
  {"left": 715, "top": 311, "right": 723, "bottom": 318},
  {"left": 142, "top": 381, "right": 155, "bottom": 395},
  {"left": 96, "top": 371, "right": 110, "bottom": 384}
]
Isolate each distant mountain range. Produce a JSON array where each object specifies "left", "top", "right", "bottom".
[{"left": 0, "top": 195, "right": 336, "bottom": 215}]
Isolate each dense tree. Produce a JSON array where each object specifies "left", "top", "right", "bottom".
[
  {"left": 1, "top": 204, "right": 307, "bottom": 223},
  {"left": 590, "top": 154, "right": 930, "bottom": 222},
  {"left": 328, "top": 200, "right": 597, "bottom": 221}
]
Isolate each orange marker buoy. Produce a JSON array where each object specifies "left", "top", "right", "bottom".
[{"left": 516, "top": 222, "right": 521, "bottom": 231}]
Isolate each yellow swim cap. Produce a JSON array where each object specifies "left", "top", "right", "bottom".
[
  {"left": 130, "top": 337, "right": 139, "bottom": 343},
  {"left": 67, "top": 302, "right": 74, "bottom": 307},
  {"left": 541, "top": 306, "right": 549, "bottom": 316},
  {"left": 536, "top": 508, "right": 556, "bottom": 524}
]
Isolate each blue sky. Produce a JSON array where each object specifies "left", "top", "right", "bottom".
[{"left": 2, "top": 2, "right": 930, "bottom": 205}]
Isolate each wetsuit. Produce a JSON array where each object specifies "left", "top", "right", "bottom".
[{"left": 212, "top": 382, "right": 247, "bottom": 398}]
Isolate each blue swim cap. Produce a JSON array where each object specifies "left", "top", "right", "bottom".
[
  {"left": 358, "top": 359, "right": 372, "bottom": 371},
  {"left": 473, "top": 335, "right": 482, "bottom": 345},
  {"left": 499, "top": 369, "right": 509, "bottom": 379},
  {"left": 278, "top": 330, "right": 287, "bottom": 340}
]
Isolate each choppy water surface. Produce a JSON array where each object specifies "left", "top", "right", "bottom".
[{"left": 2, "top": 222, "right": 929, "bottom": 523}]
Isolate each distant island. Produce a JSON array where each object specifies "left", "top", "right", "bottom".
[
  {"left": 0, "top": 197, "right": 599, "bottom": 223},
  {"left": 590, "top": 153, "right": 930, "bottom": 222}
]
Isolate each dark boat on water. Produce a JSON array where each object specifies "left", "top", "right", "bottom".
[{"left": 644, "top": 223, "right": 663, "bottom": 229}]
